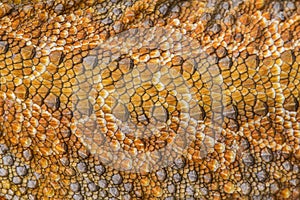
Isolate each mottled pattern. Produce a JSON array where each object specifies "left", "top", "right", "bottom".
[{"left": 0, "top": 0, "right": 300, "bottom": 199}]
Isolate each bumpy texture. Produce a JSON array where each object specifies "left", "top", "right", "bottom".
[{"left": 0, "top": 0, "right": 300, "bottom": 199}]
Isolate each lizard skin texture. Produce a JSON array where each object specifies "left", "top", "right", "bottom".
[{"left": 0, "top": 0, "right": 300, "bottom": 199}]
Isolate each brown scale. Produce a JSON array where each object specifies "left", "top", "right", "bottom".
[{"left": 0, "top": 0, "right": 300, "bottom": 199}]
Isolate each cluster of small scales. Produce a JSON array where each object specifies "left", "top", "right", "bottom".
[{"left": 0, "top": 0, "right": 299, "bottom": 199}]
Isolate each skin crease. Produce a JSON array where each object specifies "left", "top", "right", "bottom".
[{"left": 0, "top": 0, "right": 300, "bottom": 199}]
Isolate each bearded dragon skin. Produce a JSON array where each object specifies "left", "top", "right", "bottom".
[{"left": 0, "top": 0, "right": 300, "bottom": 199}]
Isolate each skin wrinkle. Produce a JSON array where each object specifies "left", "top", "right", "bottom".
[{"left": 0, "top": 0, "right": 299, "bottom": 199}]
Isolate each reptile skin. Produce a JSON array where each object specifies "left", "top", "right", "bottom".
[{"left": 0, "top": 0, "right": 300, "bottom": 199}]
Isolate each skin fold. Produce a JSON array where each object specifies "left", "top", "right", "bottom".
[{"left": 0, "top": 0, "right": 299, "bottom": 199}]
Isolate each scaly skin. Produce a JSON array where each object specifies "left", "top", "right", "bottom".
[{"left": 0, "top": 0, "right": 300, "bottom": 199}]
